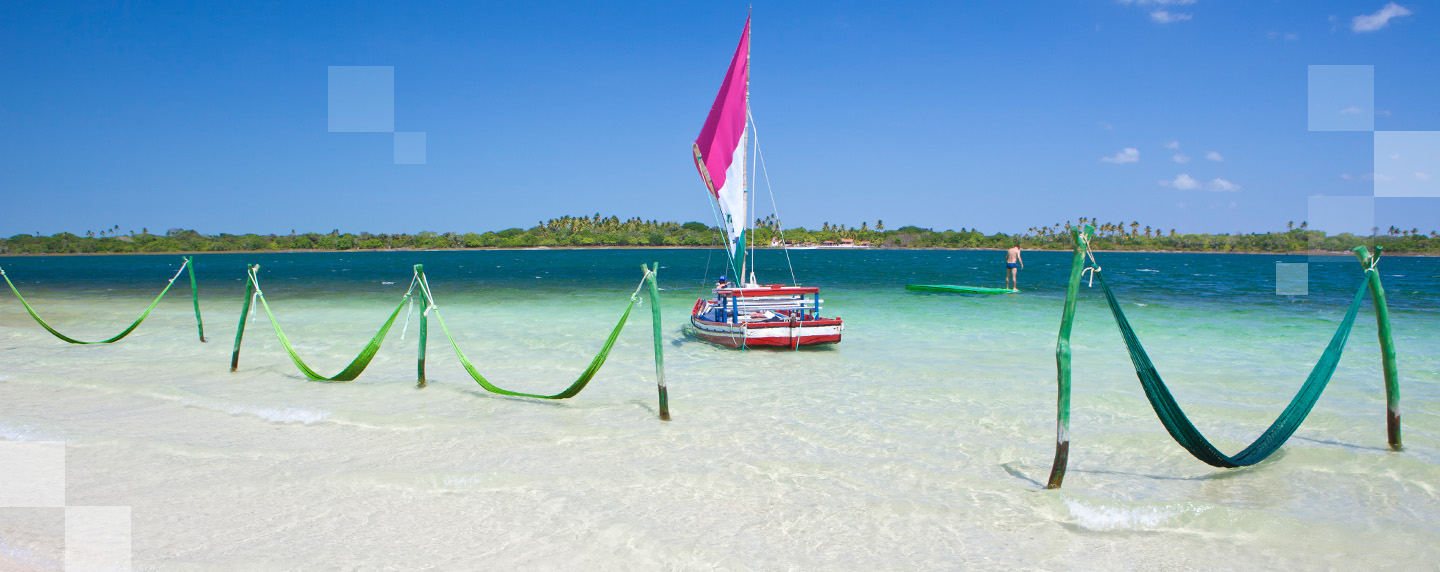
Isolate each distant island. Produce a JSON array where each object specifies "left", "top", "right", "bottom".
[{"left": 2, "top": 215, "right": 1436, "bottom": 255}]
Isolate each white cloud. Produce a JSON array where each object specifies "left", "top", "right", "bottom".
[
  {"left": 1284, "top": 32, "right": 1299, "bottom": 41},
  {"left": 1160, "top": 173, "right": 1201, "bottom": 189},
  {"left": 1377, "top": 110, "right": 1392, "bottom": 116},
  {"left": 1340, "top": 173, "right": 1354, "bottom": 180},
  {"left": 1101, "top": 148, "right": 1140, "bottom": 164},
  {"left": 1208, "top": 178, "right": 1241, "bottom": 191},
  {"left": 1099, "top": 121, "right": 1114, "bottom": 130},
  {"left": 1151, "top": 10, "right": 1193, "bottom": 23},
  {"left": 1172, "top": 153, "right": 1190, "bottom": 163},
  {"left": 1353, "top": 2, "right": 1412, "bottom": 32},
  {"left": 1417, "top": 172, "right": 1432, "bottom": 180},
  {"left": 1164, "top": 140, "right": 1180, "bottom": 149},
  {"left": 1341, "top": 107, "right": 1365, "bottom": 114},
  {"left": 1205, "top": 151, "right": 1224, "bottom": 162}
]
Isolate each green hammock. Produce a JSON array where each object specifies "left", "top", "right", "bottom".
[
  {"left": 231, "top": 264, "right": 415, "bottom": 382},
  {"left": 414, "top": 265, "right": 649, "bottom": 399},
  {"left": 1044, "top": 225, "right": 1401, "bottom": 488},
  {"left": 1096, "top": 269, "right": 1366, "bottom": 468},
  {"left": 230, "top": 263, "right": 670, "bottom": 418},
  {"left": 1, "top": 257, "right": 206, "bottom": 344}
]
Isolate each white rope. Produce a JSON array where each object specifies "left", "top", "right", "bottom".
[
  {"left": 630, "top": 268, "right": 654, "bottom": 303},
  {"left": 417, "top": 273, "right": 438, "bottom": 315},
  {"left": 748, "top": 109, "right": 799, "bottom": 286},
  {"left": 1078, "top": 232, "right": 1102, "bottom": 287},
  {"left": 400, "top": 272, "right": 421, "bottom": 340},
  {"left": 166, "top": 258, "right": 189, "bottom": 285},
  {"left": 246, "top": 268, "right": 263, "bottom": 324}
]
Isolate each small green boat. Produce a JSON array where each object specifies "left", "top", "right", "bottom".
[{"left": 905, "top": 284, "right": 1019, "bottom": 295}]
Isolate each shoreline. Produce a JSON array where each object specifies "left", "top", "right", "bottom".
[{"left": 2, "top": 245, "right": 1430, "bottom": 258}]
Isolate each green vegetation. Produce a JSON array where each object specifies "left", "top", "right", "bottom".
[{"left": 2, "top": 216, "right": 1437, "bottom": 255}]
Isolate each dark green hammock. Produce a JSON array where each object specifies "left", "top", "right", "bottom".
[
  {"left": 1044, "top": 226, "right": 1400, "bottom": 488},
  {"left": 1095, "top": 270, "right": 1368, "bottom": 468},
  {"left": 1, "top": 257, "right": 206, "bottom": 344}
]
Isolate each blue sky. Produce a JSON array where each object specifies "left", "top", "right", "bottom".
[{"left": 2, "top": 1, "right": 1437, "bottom": 236}]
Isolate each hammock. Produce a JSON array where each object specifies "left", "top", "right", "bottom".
[
  {"left": 230, "top": 263, "right": 670, "bottom": 418},
  {"left": 1044, "top": 225, "right": 1400, "bottom": 488},
  {"left": 1, "top": 257, "right": 206, "bottom": 344},
  {"left": 1096, "top": 270, "right": 1367, "bottom": 468}
]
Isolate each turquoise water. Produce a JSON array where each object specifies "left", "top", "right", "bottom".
[{"left": 1, "top": 248, "right": 1437, "bottom": 569}]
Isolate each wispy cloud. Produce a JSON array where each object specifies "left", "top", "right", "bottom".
[
  {"left": 1101, "top": 148, "right": 1140, "bottom": 164},
  {"left": 1208, "top": 178, "right": 1241, "bottom": 191},
  {"left": 1205, "top": 151, "right": 1224, "bottom": 162},
  {"left": 1119, "top": 0, "right": 1195, "bottom": 23},
  {"left": 1160, "top": 173, "right": 1201, "bottom": 190},
  {"left": 1151, "top": 10, "right": 1193, "bottom": 23},
  {"left": 1353, "top": 2, "right": 1412, "bottom": 33},
  {"left": 1341, "top": 107, "right": 1365, "bottom": 114},
  {"left": 1172, "top": 153, "right": 1190, "bottom": 163},
  {"left": 1164, "top": 140, "right": 1180, "bottom": 149}
]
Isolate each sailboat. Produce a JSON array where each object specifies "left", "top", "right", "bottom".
[{"left": 687, "top": 16, "right": 844, "bottom": 349}]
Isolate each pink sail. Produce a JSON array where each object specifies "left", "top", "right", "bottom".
[
  {"left": 693, "top": 16, "right": 749, "bottom": 197},
  {"left": 693, "top": 17, "right": 751, "bottom": 270}
]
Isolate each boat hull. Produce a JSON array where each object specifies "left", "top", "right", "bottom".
[
  {"left": 689, "top": 291, "right": 842, "bottom": 348},
  {"left": 688, "top": 313, "right": 843, "bottom": 348}
]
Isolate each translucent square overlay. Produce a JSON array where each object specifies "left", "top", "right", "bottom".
[
  {"left": 0, "top": 508, "right": 65, "bottom": 570},
  {"left": 1275, "top": 263, "right": 1309, "bottom": 295},
  {"left": 1308, "top": 195, "right": 1375, "bottom": 236},
  {"left": 1308, "top": 65, "right": 1374, "bottom": 132},
  {"left": 1374, "top": 131, "right": 1440, "bottom": 197},
  {"left": 328, "top": 66, "right": 395, "bottom": 133},
  {"left": 65, "top": 506, "right": 131, "bottom": 572},
  {"left": 0, "top": 441, "right": 65, "bottom": 507},
  {"left": 1308, "top": 195, "right": 1375, "bottom": 263},
  {"left": 394, "top": 132, "right": 427, "bottom": 164}
]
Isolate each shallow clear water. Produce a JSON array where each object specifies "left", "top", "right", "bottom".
[{"left": 1, "top": 248, "right": 1438, "bottom": 569}]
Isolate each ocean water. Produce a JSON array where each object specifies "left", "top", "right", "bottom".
[{"left": 1, "top": 248, "right": 1437, "bottom": 570}]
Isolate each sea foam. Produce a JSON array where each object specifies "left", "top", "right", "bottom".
[{"left": 1064, "top": 498, "right": 1211, "bottom": 531}]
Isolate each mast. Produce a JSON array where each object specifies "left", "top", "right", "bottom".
[{"left": 740, "top": 19, "right": 751, "bottom": 286}]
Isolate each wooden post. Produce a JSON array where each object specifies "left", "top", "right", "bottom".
[
  {"left": 645, "top": 263, "right": 669, "bottom": 420},
  {"left": 1047, "top": 225, "right": 1094, "bottom": 489},
  {"left": 1353, "top": 246, "right": 1402, "bottom": 450},
  {"left": 415, "top": 264, "right": 429, "bottom": 388},
  {"left": 185, "top": 256, "right": 206, "bottom": 342},
  {"left": 230, "top": 264, "right": 258, "bottom": 372}
]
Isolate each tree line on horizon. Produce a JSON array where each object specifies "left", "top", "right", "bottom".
[{"left": 1, "top": 214, "right": 1436, "bottom": 255}]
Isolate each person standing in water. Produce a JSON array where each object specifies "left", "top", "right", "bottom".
[{"left": 1005, "top": 245, "right": 1023, "bottom": 290}]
